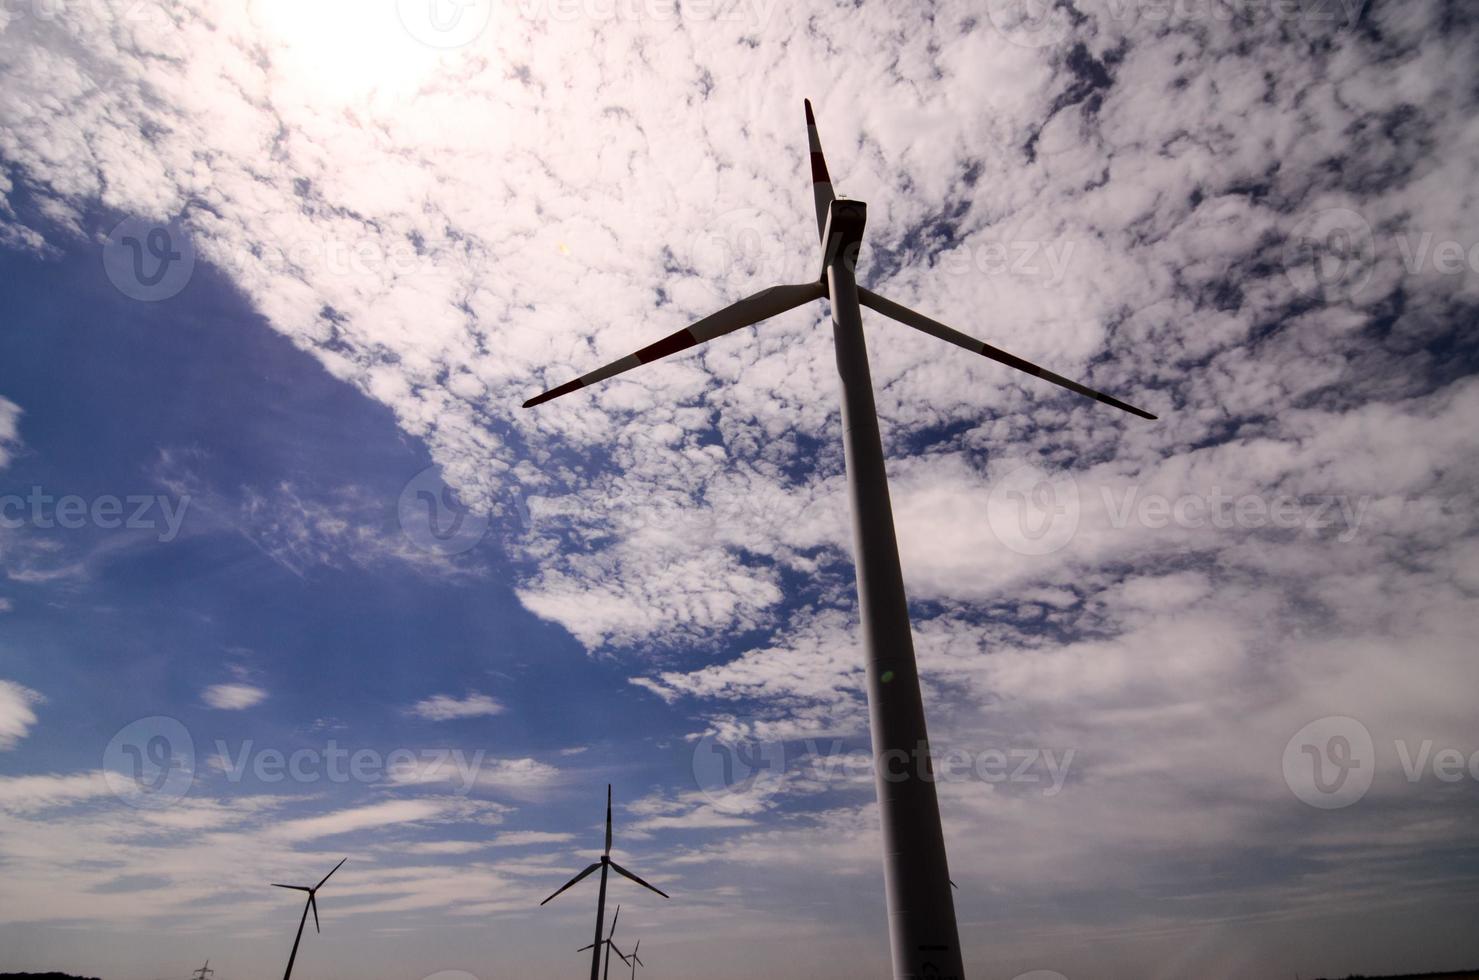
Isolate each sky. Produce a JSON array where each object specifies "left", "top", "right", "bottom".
[{"left": 2, "top": 1, "right": 1479, "bottom": 978}]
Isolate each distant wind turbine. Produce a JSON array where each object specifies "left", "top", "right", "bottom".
[
  {"left": 523, "top": 99, "right": 1156, "bottom": 979},
  {"left": 576, "top": 903, "right": 627, "bottom": 980},
  {"left": 618, "top": 939, "right": 644, "bottom": 980},
  {"left": 190, "top": 960, "right": 213, "bottom": 980},
  {"left": 541, "top": 785, "right": 668, "bottom": 980},
  {"left": 271, "top": 857, "right": 346, "bottom": 980}
]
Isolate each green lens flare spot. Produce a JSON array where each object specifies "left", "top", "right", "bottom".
[{"left": 881, "top": 670, "right": 895, "bottom": 684}]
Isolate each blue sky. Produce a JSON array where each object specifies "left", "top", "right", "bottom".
[
  {"left": 0, "top": 225, "right": 728, "bottom": 975},
  {"left": 3, "top": 2, "right": 1479, "bottom": 979}
]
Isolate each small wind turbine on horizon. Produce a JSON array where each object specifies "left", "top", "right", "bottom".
[
  {"left": 576, "top": 903, "right": 628, "bottom": 980},
  {"left": 617, "top": 939, "right": 644, "bottom": 980},
  {"left": 190, "top": 960, "right": 213, "bottom": 980},
  {"left": 523, "top": 99, "right": 1157, "bottom": 979},
  {"left": 271, "top": 857, "right": 345, "bottom": 980},
  {"left": 541, "top": 785, "right": 668, "bottom": 980}
]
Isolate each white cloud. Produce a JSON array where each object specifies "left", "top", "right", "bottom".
[
  {"left": 0, "top": 771, "right": 110, "bottom": 810},
  {"left": 410, "top": 692, "right": 504, "bottom": 721},
  {"left": 202, "top": 683, "right": 267, "bottom": 710},
  {"left": 0, "top": 680, "right": 42, "bottom": 749},
  {"left": 0, "top": 396, "right": 20, "bottom": 469},
  {"left": 397, "top": 840, "right": 489, "bottom": 856},
  {"left": 385, "top": 755, "right": 560, "bottom": 797},
  {"left": 271, "top": 799, "right": 461, "bottom": 842},
  {"left": 490, "top": 830, "right": 575, "bottom": 847}
]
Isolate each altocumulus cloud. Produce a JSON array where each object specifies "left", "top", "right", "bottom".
[
  {"left": 411, "top": 693, "right": 505, "bottom": 721},
  {"left": 202, "top": 683, "right": 268, "bottom": 710},
  {"left": 0, "top": 679, "right": 42, "bottom": 749}
]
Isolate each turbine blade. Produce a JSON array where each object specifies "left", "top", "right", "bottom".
[
  {"left": 310, "top": 894, "right": 320, "bottom": 934},
  {"left": 609, "top": 904, "right": 621, "bottom": 934},
  {"left": 539, "top": 862, "right": 601, "bottom": 906},
  {"left": 522, "top": 282, "right": 826, "bottom": 408},
  {"left": 858, "top": 288, "right": 1157, "bottom": 420},
  {"left": 272, "top": 884, "right": 311, "bottom": 892},
  {"left": 805, "top": 99, "right": 836, "bottom": 242},
  {"left": 577, "top": 943, "right": 596, "bottom": 953},
  {"left": 605, "top": 785, "right": 613, "bottom": 856},
  {"left": 316, "top": 857, "right": 347, "bottom": 890},
  {"left": 608, "top": 860, "right": 669, "bottom": 899}
]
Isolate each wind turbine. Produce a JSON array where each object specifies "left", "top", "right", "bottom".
[
  {"left": 619, "top": 939, "right": 644, "bottom": 980},
  {"left": 523, "top": 100, "right": 1156, "bottom": 979},
  {"left": 541, "top": 785, "right": 669, "bottom": 980},
  {"left": 271, "top": 858, "right": 346, "bottom": 980},
  {"left": 576, "top": 903, "right": 627, "bottom": 980},
  {"left": 190, "top": 960, "right": 214, "bottom": 980}
]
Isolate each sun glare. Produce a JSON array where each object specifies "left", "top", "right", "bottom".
[{"left": 249, "top": 0, "right": 453, "bottom": 105}]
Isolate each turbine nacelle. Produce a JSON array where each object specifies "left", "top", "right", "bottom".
[{"left": 820, "top": 198, "right": 868, "bottom": 276}]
